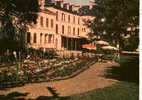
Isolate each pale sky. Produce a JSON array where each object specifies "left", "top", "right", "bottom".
[{"left": 63, "top": 0, "right": 94, "bottom": 6}]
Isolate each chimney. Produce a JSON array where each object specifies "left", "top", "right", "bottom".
[
  {"left": 89, "top": 1, "right": 94, "bottom": 9},
  {"left": 63, "top": 3, "right": 70, "bottom": 10},
  {"left": 73, "top": 6, "right": 80, "bottom": 11},
  {"left": 72, "top": 5, "right": 75, "bottom": 11},
  {"left": 39, "top": 0, "right": 44, "bottom": 9},
  {"left": 51, "top": 0, "right": 57, "bottom": 5},
  {"left": 60, "top": 0, "right": 64, "bottom": 8},
  {"left": 69, "top": 5, "right": 72, "bottom": 11},
  {"left": 66, "top": 3, "right": 70, "bottom": 10}
]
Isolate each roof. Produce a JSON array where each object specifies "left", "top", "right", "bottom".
[{"left": 40, "top": 8, "right": 56, "bottom": 15}]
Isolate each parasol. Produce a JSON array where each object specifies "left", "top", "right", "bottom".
[
  {"left": 101, "top": 46, "right": 118, "bottom": 50},
  {"left": 95, "top": 40, "right": 109, "bottom": 45}
]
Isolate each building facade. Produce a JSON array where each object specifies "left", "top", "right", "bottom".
[{"left": 27, "top": 0, "right": 94, "bottom": 56}]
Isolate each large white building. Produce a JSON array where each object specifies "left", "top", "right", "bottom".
[{"left": 27, "top": 0, "right": 94, "bottom": 56}]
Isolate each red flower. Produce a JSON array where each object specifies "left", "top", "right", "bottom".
[
  {"left": 37, "top": 57, "right": 40, "bottom": 61},
  {"left": 29, "top": 66, "right": 36, "bottom": 70},
  {"left": 96, "top": 54, "right": 103, "bottom": 56},
  {"left": 33, "top": 57, "right": 36, "bottom": 61},
  {"left": 29, "top": 57, "right": 33, "bottom": 60}
]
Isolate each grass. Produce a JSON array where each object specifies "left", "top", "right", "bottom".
[
  {"left": 65, "top": 53, "right": 139, "bottom": 100},
  {"left": 67, "top": 82, "right": 138, "bottom": 100},
  {"left": 104, "top": 53, "right": 139, "bottom": 84},
  {"left": 0, "top": 82, "right": 138, "bottom": 100},
  {"left": 37, "top": 53, "right": 138, "bottom": 100}
]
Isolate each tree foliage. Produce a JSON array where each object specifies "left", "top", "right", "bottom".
[
  {"left": 0, "top": 0, "right": 39, "bottom": 48},
  {"left": 87, "top": 0, "right": 139, "bottom": 50}
]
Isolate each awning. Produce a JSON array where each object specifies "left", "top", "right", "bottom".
[
  {"left": 101, "top": 46, "right": 118, "bottom": 50},
  {"left": 95, "top": 40, "right": 109, "bottom": 45},
  {"left": 82, "top": 44, "right": 96, "bottom": 50}
]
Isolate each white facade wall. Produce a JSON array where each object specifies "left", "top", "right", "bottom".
[{"left": 27, "top": 1, "right": 94, "bottom": 52}]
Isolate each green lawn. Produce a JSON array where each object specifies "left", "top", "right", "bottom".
[
  {"left": 66, "top": 53, "right": 139, "bottom": 100},
  {"left": 63, "top": 53, "right": 139, "bottom": 100},
  {"left": 66, "top": 82, "right": 138, "bottom": 100},
  {"left": 104, "top": 53, "right": 139, "bottom": 84},
  {"left": 0, "top": 82, "right": 138, "bottom": 100}
]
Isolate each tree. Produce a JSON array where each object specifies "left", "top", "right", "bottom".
[
  {"left": 87, "top": 0, "right": 139, "bottom": 51},
  {"left": 0, "top": 0, "right": 39, "bottom": 49},
  {"left": 0, "top": 0, "right": 39, "bottom": 70}
]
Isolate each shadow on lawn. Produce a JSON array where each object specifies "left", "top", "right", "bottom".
[
  {"left": 0, "top": 92, "right": 29, "bottom": 100},
  {"left": 104, "top": 53, "right": 139, "bottom": 84},
  {"left": 0, "top": 91, "right": 70, "bottom": 100}
]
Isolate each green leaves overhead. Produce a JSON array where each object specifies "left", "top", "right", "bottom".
[
  {"left": 87, "top": 0, "right": 139, "bottom": 50},
  {"left": 0, "top": 0, "right": 39, "bottom": 24},
  {"left": 0, "top": 0, "right": 39, "bottom": 48}
]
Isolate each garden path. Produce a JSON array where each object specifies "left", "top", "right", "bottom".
[{"left": 0, "top": 62, "right": 119, "bottom": 99}]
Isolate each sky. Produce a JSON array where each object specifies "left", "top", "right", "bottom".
[{"left": 63, "top": 0, "right": 94, "bottom": 6}]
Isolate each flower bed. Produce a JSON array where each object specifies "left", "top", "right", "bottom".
[{"left": 0, "top": 56, "right": 97, "bottom": 89}]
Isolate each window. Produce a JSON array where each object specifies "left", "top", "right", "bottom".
[
  {"left": 62, "top": 13, "right": 65, "bottom": 21},
  {"left": 82, "top": 28, "right": 84, "bottom": 32},
  {"left": 46, "top": 18, "right": 48, "bottom": 27},
  {"left": 33, "top": 33, "right": 37, "bottom": 43},
  {"left": 64, "top": 14, "right": 65, "bottom": 21},
  {"left": 68, "top": 26, "right": 71, "bottom": 34},
  {"left": 73, "top": 16, "right": 75, "bottom": 24},
  {"left": 48, "top": 34, "right": 52, "bottom": 43},
  {"left": 78, "top": 18, "right": 80, "bottom": 24},
  {"left": 62, "top": 13, "right": 64, "bottom": 21},
  {"left": 73, "top": 27, "right": 75, "bottom": 35},
  {"left": 68, "top": 15, "right": 70, "bottom": 23},
  {"left": 82, "top": 28, "right": 86, "bottom": 32},
  {"left": 84, "top": 28, "right": 86, "bottom": 32},
  {"left": 56, "top": 24, "right": 58, "bottom": 34},
  {"left": 62, "top": 25, "right": 64, "bottom": 34},
  {"left": 40, "top": 16, "right": 43, "bottom": 26},
  {"left": 56, "top": 11, "right": 58, "bottom": 21},
  {"left": 51, "top": 19, "right": 54, "bottom": 28},
  {"left": 53, "top": 35, "right": 54, "bottom": 43},
  {"left": 40, "top": 33, "right": 43, "bottom": 44},
  {"left": 78, "top": 28, "right": 80, "bottom": 35},
  {"left": 44, "top": 34, "right": 48, "bottom": 43},
  {"left": 27, "top": 32, "right": 31, "bottom": 43}
]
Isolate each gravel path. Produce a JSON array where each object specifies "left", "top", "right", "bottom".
[{"left": 0, "top": 62, "right": 119, "bottom": 99}]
